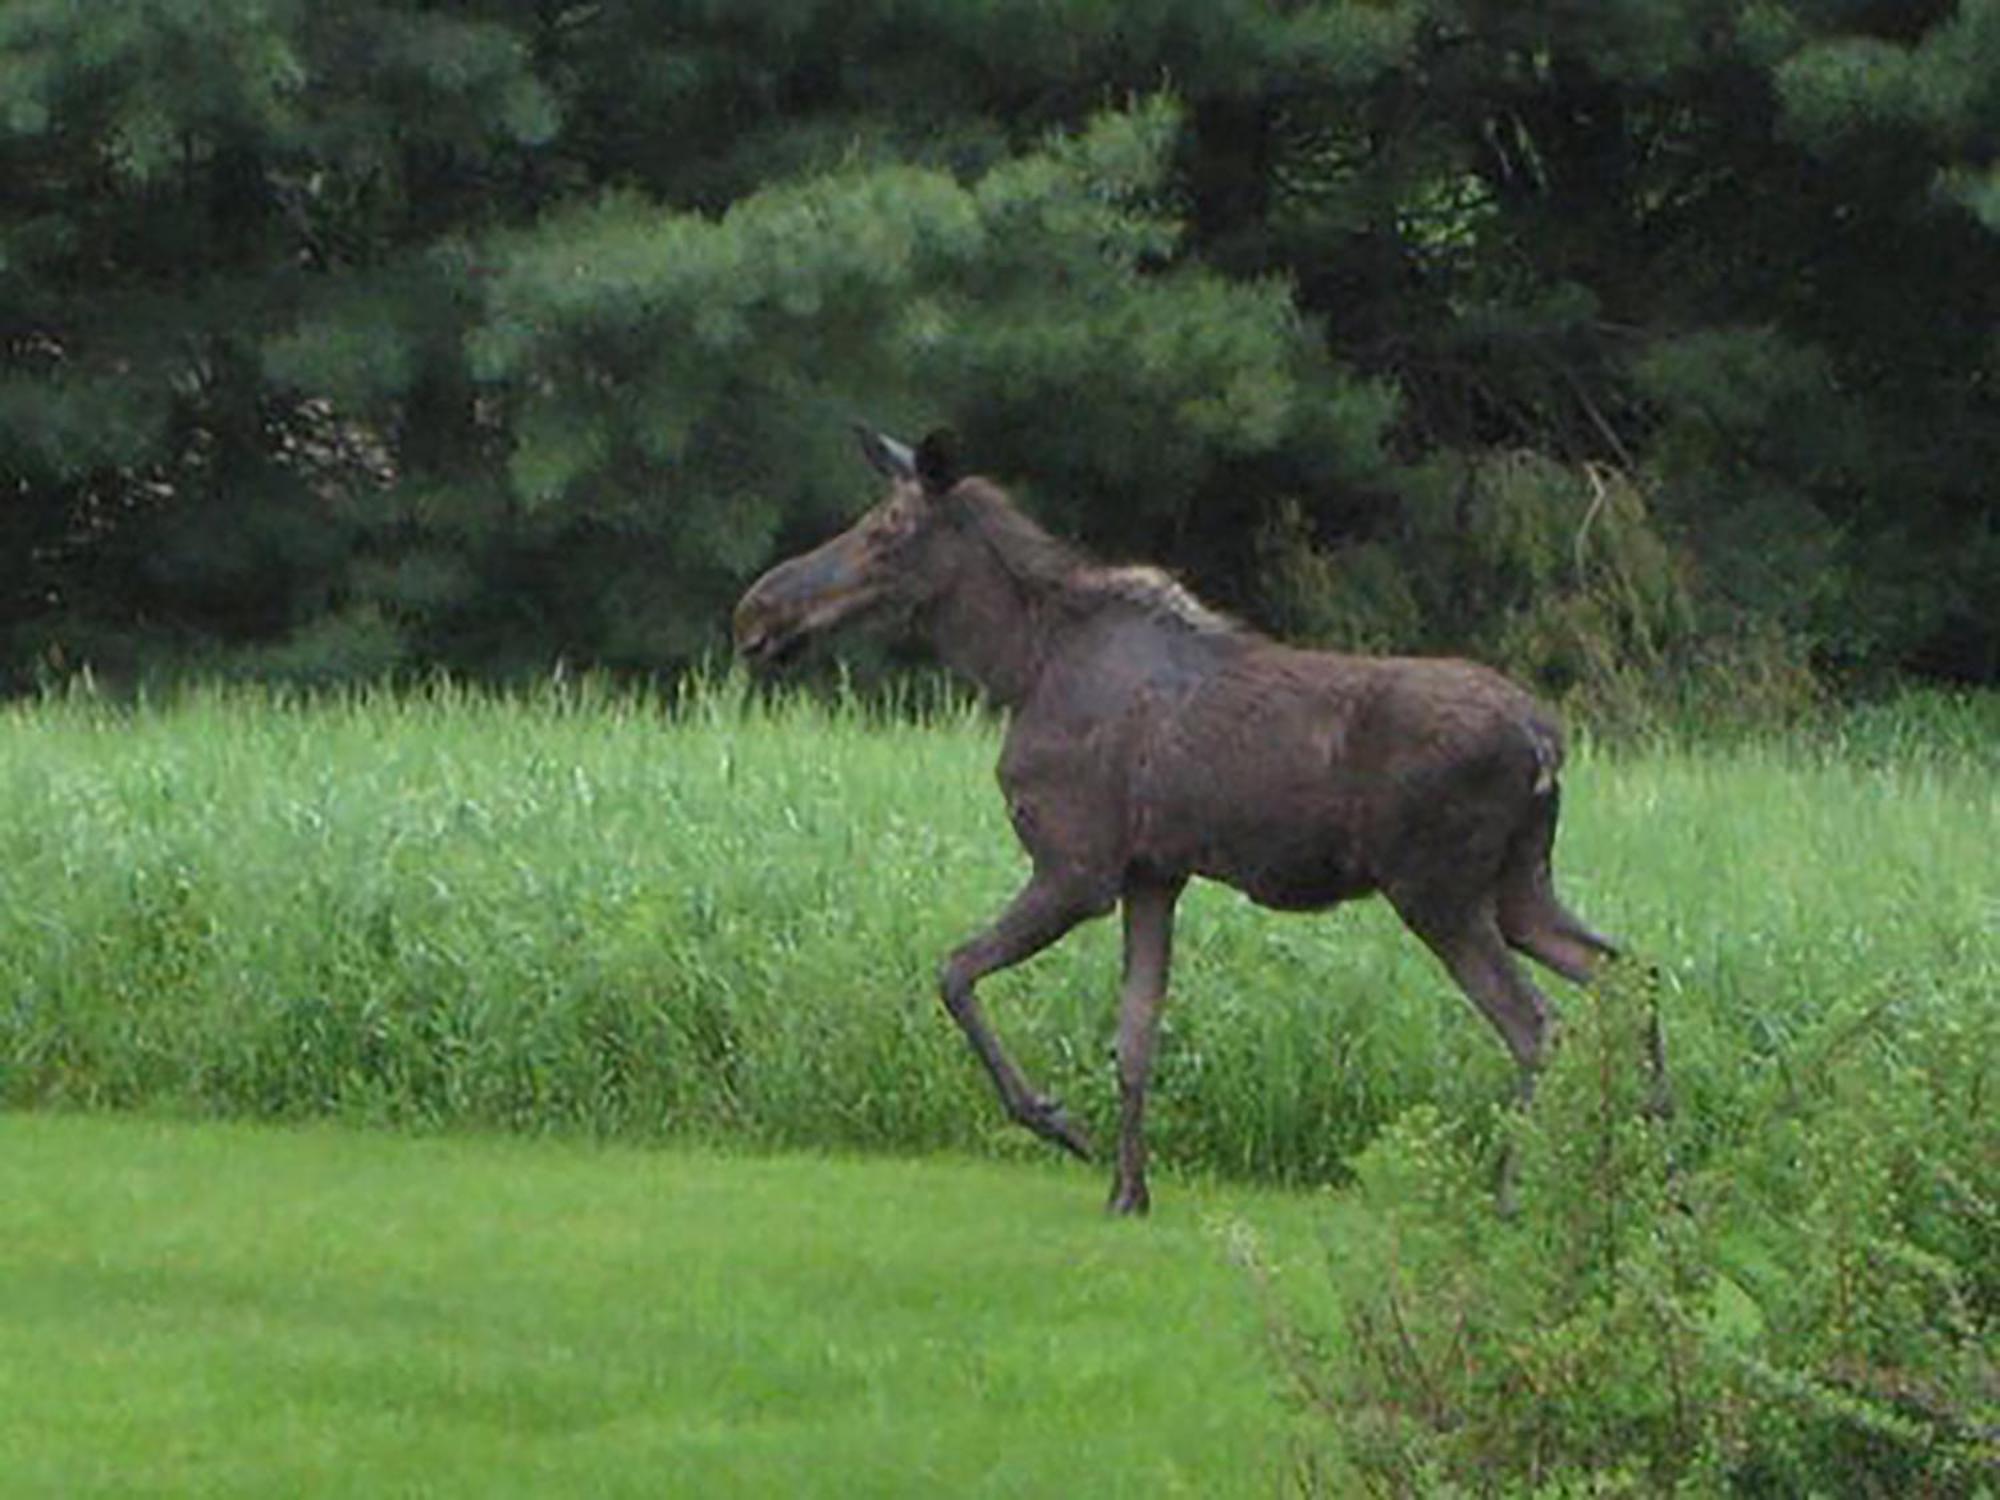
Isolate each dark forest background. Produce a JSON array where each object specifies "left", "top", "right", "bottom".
[{"left": 4, "top": 1, "right": 1996, "bottom": 709}]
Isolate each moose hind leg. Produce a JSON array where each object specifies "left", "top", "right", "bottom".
[
  {"left": 1499, "top": 899, "right": 1614, "bottom": 985},
  {"left": 1393, "top": 895, "right": 1555, "bottom": 1072},
  {"left": 1496, "top": 864, "right": 1671, "bottom": 1119},
  {"left": 1496, "top": 790, "right": 1619, "bottom": 984}
]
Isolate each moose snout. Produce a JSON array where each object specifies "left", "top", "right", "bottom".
[
  {"left": 732, "top": 585, "right": 788, "bottom": 666},
  {"left": 733, "top": 541, "right": 874, "bottom": 666},
  {"left": 732, "top": 550, "right": 808, "bottom": 664}
]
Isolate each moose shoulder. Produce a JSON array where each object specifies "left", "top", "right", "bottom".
[{"left": 734, "top": 427, "right": 1617, "bottom": 1215}]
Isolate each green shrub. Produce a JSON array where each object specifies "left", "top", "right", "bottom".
[{"left": 1243, "top": 965, "right": 1998, "bottom": 1496}]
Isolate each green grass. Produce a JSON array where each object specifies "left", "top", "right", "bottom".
[
  {"left": 3, "top": 682, "right": 1986, "bottom": 1497},
  {"left": 0, "top": 1111, "right": 1341, "bottom": 1498},
  {"left": 1, "top": 679, "right": 1994, "bottom": 1181}
]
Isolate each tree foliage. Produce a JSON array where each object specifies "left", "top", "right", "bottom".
[{"left": 2, "top": 1, "right": 1994, "bottom": 693}]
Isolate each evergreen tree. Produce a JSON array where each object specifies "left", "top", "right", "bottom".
[
  {"left": 1220, "top": 0, "right": 2000, "bottom": 681},
  {"left": 0, "top": 0, "right": 555, "bottom": 682},
  {"left": 2, "top": 1, "right": 1994, "bottom": 690}
]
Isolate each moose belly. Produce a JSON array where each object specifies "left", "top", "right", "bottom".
[
  {"left": 1230, "top": 858, "right": 1375, "bottom": 912},
  {"left": 1190, "top": 821, "right": 1376, "bottom": 912}
]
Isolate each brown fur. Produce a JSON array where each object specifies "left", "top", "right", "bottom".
[{"left": 735, "top": 434, "right": 1617, "bottom": 1214}]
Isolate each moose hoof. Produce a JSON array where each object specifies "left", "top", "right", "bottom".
[{"left": 1106, "top": 1179, "right": 1151, "bottom": 1217}]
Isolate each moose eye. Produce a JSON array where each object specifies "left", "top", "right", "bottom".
[{"left": 865, "top": 504, "right": 920, "bottom": 546}]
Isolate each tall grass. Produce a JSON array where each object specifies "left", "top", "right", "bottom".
[{"left": 2, "top": 678, "right": 1993, "bottom": 1184}]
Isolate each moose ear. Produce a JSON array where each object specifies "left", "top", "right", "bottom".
[
  {"left": 855, "top": 424, "right": 917, "bottom": 481},
  {"left": 914, "top": 427, "right": 960, "bottom": 496}
]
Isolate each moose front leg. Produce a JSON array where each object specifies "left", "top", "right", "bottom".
[
  {"left": 1108, "top": 878, "right": 1184, "bottom": 1216},
  {"left": 937, "top": 873, "right": 1113, "bottom": 1160}
]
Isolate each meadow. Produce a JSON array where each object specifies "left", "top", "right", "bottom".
[
  {"left": 1, "top": 679, "right": 1994, "bottom": 1183},
  {"left": 1, "top": 681, "right": 1993, "bottom": 1492}
]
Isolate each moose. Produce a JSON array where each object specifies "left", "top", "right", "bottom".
[{"left": 734, "top": 427, "right": 1619, "bottom": 1214}]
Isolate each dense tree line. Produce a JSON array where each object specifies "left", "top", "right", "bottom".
[{"left": 3, "top": 1, "right": 1995, "bottom": 699}]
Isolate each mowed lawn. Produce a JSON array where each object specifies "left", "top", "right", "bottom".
[{"left": 0, "top": 1112, "right": 1342, "bottom": 1498}]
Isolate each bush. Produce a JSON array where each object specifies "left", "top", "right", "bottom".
[{"left": 1238, "top": 964, "right": 1998, "bottom": 1497}]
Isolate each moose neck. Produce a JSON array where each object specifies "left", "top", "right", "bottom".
[{"left": 923, "top": 541, "right": 1055, "bottom": 710}]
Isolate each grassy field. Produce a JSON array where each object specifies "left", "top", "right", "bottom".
[
  {"left": 0, "top": 683, "right": 1991, "bottom": 1494},
  {"left": 1, "top": 680, "right": 1994, "bottom": 1182},
  {"left": 0, "top": 1111, "right": 1340, "bottom": 1498}
]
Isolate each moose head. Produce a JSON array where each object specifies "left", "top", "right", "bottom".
[{"left": 732, "top": 426, "right": 964, "bottom": 668}]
